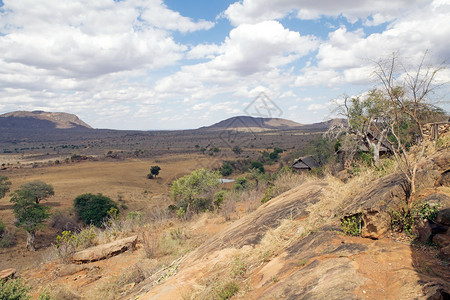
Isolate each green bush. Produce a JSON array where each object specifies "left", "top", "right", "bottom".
[
  {"left": 250, "top": 161, "right": 265, "bottom": 173},
  {"left": 341, "top": 214, "right": 362, "bottom": 236},
  {"left": 391, "top": 201, "right": 440, "bottom": 236},
  {"left": 0, "top": 278, "right": 31, "bottom": 300},
  {"left": 0, "top": 219, "right": 5, "bottom": 237},
  {"left": 217, "top": 281, "right": 239, "bottom": 300},
  {"left": 261, "top": 186, "right": 275, "bottom": 203},
  {"left": 269, "top": 152, "right": 279, "bottom": 160},
  {"left": 220, "top": 162, "right": 233, "bottom": 176},
  {"left": 171, "top": 169, "right": 220, "bottom": 215},
  {"left": 73, "top": 193, "right": 119, "bottom": 227},
  {"left": 234, "top": 177, "right": 250, "bottom": 191},
  {"left": 214, "top": 190, "right": 228, "bottom": 209}
]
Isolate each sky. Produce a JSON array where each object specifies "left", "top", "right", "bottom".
[{"left": 0, "top": 0, "right": 449, "bottom": 130}]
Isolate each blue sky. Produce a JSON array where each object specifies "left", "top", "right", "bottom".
[{"left": 0, "top": 0, "right": 449, "bottom": 130}]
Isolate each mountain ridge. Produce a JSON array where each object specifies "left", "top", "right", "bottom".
[
  {"left": 201, "top": 115, "right": 346, "bottom": 131},
  {"left": 0, "top": 111, "right": 92, "bottom": 129}
]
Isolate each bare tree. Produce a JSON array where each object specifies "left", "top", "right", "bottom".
[{"left": 374, "top": 51, "right": 445, "bottom": 204}]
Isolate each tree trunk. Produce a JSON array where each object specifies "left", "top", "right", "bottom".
[
  {"left": 366, "top": 137, "right": 380, "bottom": 167},
  {"left": 372, "top": 144, "right": 380, "bottom": 167},
  {"left": 26, "top": 231, "right": 36, "bottom": 251}
]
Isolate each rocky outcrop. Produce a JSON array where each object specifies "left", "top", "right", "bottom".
[
  {"left": 341, "top": 151, "right": 450, "bottom": 240},
  {"left": 189, "top": 182, "right": 326, "bottom": 261},
  {"left": 72, "top": 235, "right": 137, "bottom": 264},
  {"left": 343, "top": 173, "right": 407, "bottom": 239},
  {"left": 0, "top": 268, "right": 16, "bottom": 280}
]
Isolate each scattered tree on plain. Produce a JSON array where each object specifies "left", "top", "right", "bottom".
[
  {"left": 150, "top": 165, "right": 161, "bottom": 178},
  {"left": 17, "top": 180, "right": 54, "bottom": 203},
  {"left": 10, "top": 189, "right": 51, "bottom": 250}
]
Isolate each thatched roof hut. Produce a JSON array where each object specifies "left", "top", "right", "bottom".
[{"left": 291, "top": 156, "right": 320, "bottom": 171}]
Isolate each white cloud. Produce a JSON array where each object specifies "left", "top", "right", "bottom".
[
  {"left": 139, "top": 0, "right": 215, "bottom": 33},
  {"left": 0, "top": 0, "right": 197, "bottom": 81},
  {"left": 187, "top": 44, "right": 224, "bottom": 60},
  {"left": 155, "top": 21, "right": 318, "bottom": 97},
  {"left": 224, "top": 0, "right": 430, "bottom": 25},
  {"left": 296, "top": 0, "right": 450, "bottom": 88},
  {"left": 307, "top": 103, "right": 328, "bottom": 111}
]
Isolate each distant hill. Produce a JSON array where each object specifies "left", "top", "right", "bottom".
[
  {"left": 0, "top": 111, "right": 92, "bottom": 130},
  {"left": 201, "top": 115, "right": 345, "bottom": 131},
  {"left": 202, "top": 116, "right": 303, "bottom": 130}
]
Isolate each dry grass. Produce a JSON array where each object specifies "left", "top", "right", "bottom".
[
  {"left": 219, "top": 197, "right": 236, "bottom": 221},
  {"left": 142, "top": 229, "right": 161, "bottom": 259},
  {"left": 272, "top": 171, "right": 308, "bottom": 194},
  {"left": 91, "top": 264, "right": 146, "bottom": 300}
]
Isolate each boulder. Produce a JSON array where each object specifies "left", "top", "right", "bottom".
[
  {"left": 423, "top": 193, "right": 450, "bottom": 226},
  {"left": 343, "top": 173, "right": 407, "bottom": 239},
  {"left": 415, "top": 169, "right": 441, "bottom": 190},
  {"left": 72, "top": 235, "right": 137, "bottom": 264},
  {"left": 0, "top": 268, "right": 16, "bottom": 280},
  {"left": 437, "top": 170, "right": 450, "bottom": 187},
  {"left": 433, "top": 230, "right": 450, "bottom": 248},
  {"left": 429, "top": 151, "right": 450, "bottom": 172}
]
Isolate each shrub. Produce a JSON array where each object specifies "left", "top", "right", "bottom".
[
  {"left": 250, "top": 161, "right": 265, "bottom": 173},
  {"left": 0, "top": 219, "right": 5, "bottom": 237},
  {"left": 73, "top": 193, "right": 119, "bottom": 227},
  {"left": 213, "top": 190, "right": 228, "bottom": 209},
  {"left": 171, "top": 169, "right": 220, "bottom": 215},
  {"left": 234, "top": 177, "right": 250, "bottom": 191},
  {"left": 232, "top": 146, "right": 242, "bottom": 155},
  {"left": 220, "top": 162, "right": 233, "bottom": 176},
  {"left": 0, "top": 278, "right": 31, "bottom": 300},
  {"left": 217, "top": 281, "right": 239, "bottom": 300},
  {"left": 269, "top": 152, "right": 279, "bottom": 160},
  {"left": 391, "top": 201, "right": 440, "bottom": 236},
  {"left": 54, "top": 227, "right": 97, "bottom": 262},
  {"left": 341, "top": 214, "right": 362, "bottom": 236}
]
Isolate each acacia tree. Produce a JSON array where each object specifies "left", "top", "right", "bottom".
[
  {"left": 336, "top": 90, "right": 391, "bottom": 167},
  {"left": 171, "top": 169, "right": 220, "bottom": 215},
  {"left": 11, "top": 189, "right": 51, "bottom": 250},
  {"left": 374, "top": 52, "right": 445, "bottom": 203},
  {"left": 150, "top": 166, "right": 161, "bottom": 178},
  {"left": 18, "top": 180, "right": 54, "bottom": 203}
]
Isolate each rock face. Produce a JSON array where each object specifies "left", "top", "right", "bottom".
[
  {"left": 341, "top": 151, "right": 450, "bottom": 240},
  {"left": 72, "top": 235, "right": 137, "bottom": 264},
  {"left": 0, "top": 268, "right": 16, "bottom": 280},
  {"left": 343, "top": 173, "right": 407, "bottom": 239},
  {"left": 142, "top": 179, "right": 450, "bottom": 300}
]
